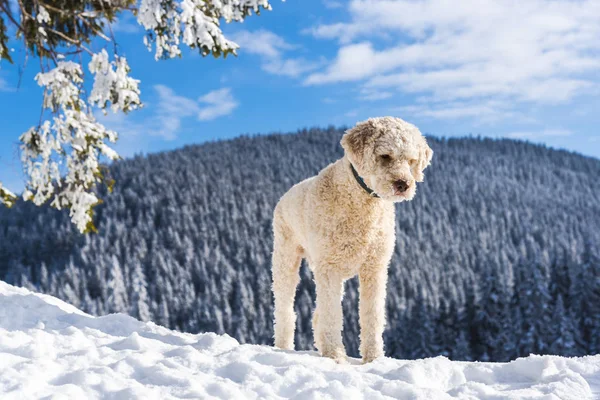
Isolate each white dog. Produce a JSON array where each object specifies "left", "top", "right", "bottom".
[{"left": 271, "top": 117, "right": 433, "bottom": 363}]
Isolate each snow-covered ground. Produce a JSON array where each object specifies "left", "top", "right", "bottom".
[{"left": 1, "top": 281, "right": 599, "bottom": 400}]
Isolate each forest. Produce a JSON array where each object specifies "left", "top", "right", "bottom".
[{"left": 1, "top": 127, "right": 599, "bottom": 361}]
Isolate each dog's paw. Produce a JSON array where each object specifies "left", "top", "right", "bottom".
[
  {"left": 361, "top": 350, "right": 384, "bottom": 364},
  {"left": 322, "top": 348, "right": 348, "bottom": 364},
  {"left": 334, "top": 356, "right": 349, "bottom": 365}
]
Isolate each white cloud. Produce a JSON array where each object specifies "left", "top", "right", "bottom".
[
  {"left": 323, "top": 0, "right": 343, "bottom": 9},
  {"left": 93, "top": 112, "right": 152, "bottom": 158},
  {"left": 230, "top": 30, "right": 294, "bottom": 58},
  {"left": 396, "top": 100, "right": 519, "bottom": 122},
  {"left": 110, "top": 15, "right": 140, "bottom": 34},
  {"left": 95, "top": 111, "right": 144, "bottom": 138},
  {"left": 98, "top": 85, "right": 238, "bottom": 141},
  {"left": 262, "top": 58, "right": 319, "bottom": 78},
  {"left": 230, "top": 30, "right": 320, "bottom": 77},
  {"left": 305, "top": 0, "right": 600, "bottom": 116},
  {"left": 359, "top": 88, "right": 393, "bottom": 102},
  {"left": 198, "top": 88, "right": 238, "bottom": 121},
  {"left": 0, "top": 77, "right": 15, "bottom": 92},
  {"left": 506, "top": 129, "right": 573, "bottom": 139},
  {"left": 150, "top": 85, "right": 203, "bottom": 139},
  {"left": 305, "top": 42, "right": 381, "bottom": 85}
]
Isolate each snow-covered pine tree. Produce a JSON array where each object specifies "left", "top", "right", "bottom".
[
  {"left": 549, "top": 295, "right": 578, "bottom": 356},
  {"left": 106, "top": 255, "right": 128, "bottom": 313},
  {"left": 129, "top": 260, "right": 151, "bottom": 322},
  {"left": 433, "top": 299, "right": 455, "bottom": 358},
  {"left": 515, "top": 254, "right": 553, "bottom": 356},
  {"left": 407, "top": 291, "right": 436, "bottom": 359},
  {"left": 573, "top": 241, "right": 600, "bottom": 354},
  {"left": 452, "top": 331, "right": 472, "bottom": 361},
  {"left": 472, "top": 263, "right": 514, "bottom": 362}
]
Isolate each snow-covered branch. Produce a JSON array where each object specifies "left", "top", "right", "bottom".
[
  {"left": 0, "top": 183, "right": 16, "bottom": 208},
  {"left": 138, "top": 0, "right": 271, "bottom": 59},
  {"left": 0, "top": 0, "right": 273, "bottom": 232},
  {"left": 89, "top": 50, "right": 141, "bottom": 114},
  {"left": 20, "top": 57, "right": 141, "bottom": 233}
]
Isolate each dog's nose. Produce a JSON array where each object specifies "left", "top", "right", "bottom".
[{"left": 394, "top": 179, "right": 409, "bottom": 193}]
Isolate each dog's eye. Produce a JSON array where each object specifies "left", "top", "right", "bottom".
[
  {"left": 409, "top": 159, "right": 418, "bottom": 166},
  {"left": 380, "top": 154, "right": 391, "bottom": 161}
]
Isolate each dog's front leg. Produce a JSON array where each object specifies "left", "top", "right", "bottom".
[
  {"left": 313, "top": 269, "right": 347, "bottom": 363},
  {"left": 359, "top": 265, "right": 388, "bottom": 363}
]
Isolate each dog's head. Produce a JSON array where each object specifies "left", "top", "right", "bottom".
[{"left": 341, "top": 117, "right": 433, "bottom": 202}]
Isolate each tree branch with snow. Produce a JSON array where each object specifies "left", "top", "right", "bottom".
[
  {"left": 0, "top": 0, "right": 273, "bottom": 232},
  {"left": 0, "top": 183, "right": 16, "bottom": 208}
]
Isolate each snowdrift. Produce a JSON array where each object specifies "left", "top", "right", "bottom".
[{"left": 1, "top": 281, "right": 599, "bottom": 400}]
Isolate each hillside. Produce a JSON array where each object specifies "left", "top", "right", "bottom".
[
  {"left": 2, "top": 281, "right": 599, "bottom": 399},
  {"left": 1, "top": 127, "right": 600, "bottom": 361}
]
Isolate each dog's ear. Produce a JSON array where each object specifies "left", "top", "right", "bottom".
[
  {"left": 341, "top": 120, "right": 377, "bottom": 169},
  {"left": 414, "top": 139, "right": 433, "bottom": 182}
]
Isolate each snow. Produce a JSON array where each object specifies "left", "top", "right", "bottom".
[
  {"left": 1, "top": 281, "right": 599, "bottom": 400},
  {"left": 0, "top": 183, "right": 16, "bottom": 207},
  {"left": 89, "top": 50, "right": 141, "bottom": 114}
]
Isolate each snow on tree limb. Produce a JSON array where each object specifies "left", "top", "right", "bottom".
[
  {"left": 138, "top": 0, "right": 271, "bottom": 60},
  {"left": 89, "top": 50, "right": 141, "bottom": 114},
  {"left": 0, "top": 0, "right": 273, "bottom": 232},
  {"left": 0, "top": 183, "right": 16, "bottom": 208},
  {"left": 20, "top": 58, "right": 140, "bottom": 233}
]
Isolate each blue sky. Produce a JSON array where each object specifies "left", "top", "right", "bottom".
[{"left": 1, "top": 0, "right": 600, "bottom": 192}]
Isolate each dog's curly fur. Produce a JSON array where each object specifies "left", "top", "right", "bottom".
[{"left": 272, "top": 117, "right": 433, "bottom": 363}]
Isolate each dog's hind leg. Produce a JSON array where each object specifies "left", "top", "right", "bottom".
[{"left": 272, "top": 221, "right": 302, "bottom": 351}]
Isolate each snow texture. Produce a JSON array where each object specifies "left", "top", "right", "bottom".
[{"left": 1, "top": 281, "right": 599, "bottom": 399}]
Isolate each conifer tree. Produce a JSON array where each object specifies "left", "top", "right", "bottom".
[
  {"left": 549, "top": 295, "right": 577, "bottom": 356},
  {"left": 107, "top": 255, "right": 128, "bottom": 313}
]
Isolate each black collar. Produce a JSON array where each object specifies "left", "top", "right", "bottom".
[{"left": 350, "top": 163, "right": 380, "bottom": 198}]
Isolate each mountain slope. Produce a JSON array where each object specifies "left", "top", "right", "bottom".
[
  {"left": 2, "top": 281, "right": 600, "bottom": 400},
  {"left": 1, "top": 128, "right": 600, "bottom": 361}
]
